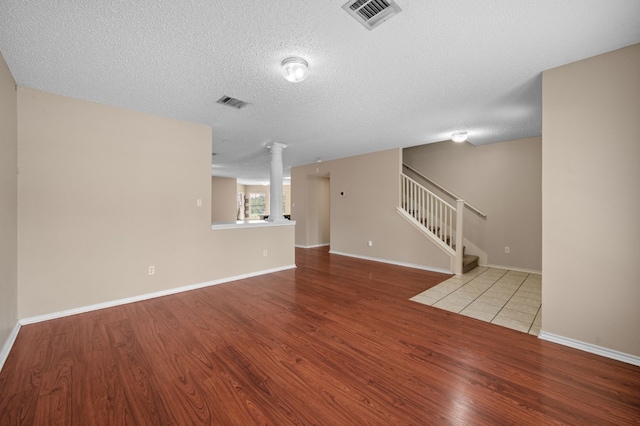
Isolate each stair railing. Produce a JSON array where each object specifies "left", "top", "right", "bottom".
[
  {"left": 400, "top": 173, "right": 464, "bottom": 274},
  {"left": 403, "top": 163, "right": 487, "bottom": 218}
]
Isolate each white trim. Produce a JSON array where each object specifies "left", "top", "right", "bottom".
[
  {"left": 486, "top": 263, "right": 542, "bottom": 275},
  {"left": 0, "top": 321, "right": 21, "bottom": 373},
  {"left": 295, "top": 243, "right": 330, "bottom": 249},
  {"left": 329, "top": 250, "right": 451, "bottom": 275},
  {"left": 539, "top": 331, "right": 640, "bottom": 367},
  {"left": 19, "top": 265, "right": 297, "bottom": 326},
  {"left": 212, "top": 220, "right": 296, "bottom": 230}
]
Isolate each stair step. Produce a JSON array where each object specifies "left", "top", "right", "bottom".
[{"left": 462, "top": 254, "right": 479, "bottom": 274}]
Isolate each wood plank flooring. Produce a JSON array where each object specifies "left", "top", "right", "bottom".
[{"left": 1, "top": 247, "right": 639, "bottom": 424}]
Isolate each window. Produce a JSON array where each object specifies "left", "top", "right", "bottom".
[{"left": 249, "top": 193, "right": 266, "bottom": 219}]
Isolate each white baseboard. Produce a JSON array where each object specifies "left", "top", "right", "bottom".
[
  {"left": 485, "top": 263, "right": 542, "bottom": 275},
  {"left": 539, "top": 331, "right": 640, "bottom": 367},
  {"left": 329, "top": 250, "right": 452, "bottom": 275},
  {"left": 0, "top": 321, "right": 21, "bottom": 373},
  {"left": 20, "top": 264, "right": 297, "bottom": 326},
  {"left": 295, "top": 243, "right": 330, "bottom": 249}
]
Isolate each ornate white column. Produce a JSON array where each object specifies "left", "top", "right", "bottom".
[{"left": 266, "top": 143, "right": 287, "bottom": 222}]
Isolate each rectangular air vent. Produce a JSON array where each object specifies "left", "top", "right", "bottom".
[
  {"left": 216, "top": 95, "right": 249, "bottom": 109},
  {"left": 342, "top": 0, "right": 402, "bottom": 30}
]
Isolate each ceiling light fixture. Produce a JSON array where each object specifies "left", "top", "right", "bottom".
[
  {"left": 281, "top": 57, "right": 309, "bottom": 83},
  {"left": 451, "top": 132, "right": 468, "bottom": 143}
]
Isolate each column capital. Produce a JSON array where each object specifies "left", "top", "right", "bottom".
[{"left": 268, "top": 142, "right": 288, "bottom": 152}]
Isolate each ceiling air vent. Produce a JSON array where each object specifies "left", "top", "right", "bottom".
[
  {"left": 216, "top": 95, "right": 249, "bottom": 109},
  {"left": 342, "top": 0, "right": 402, "bottom": 30}
]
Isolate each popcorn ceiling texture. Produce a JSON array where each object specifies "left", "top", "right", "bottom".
[{"left": 1, "top": 0, "right": 639, "bottom": 183}]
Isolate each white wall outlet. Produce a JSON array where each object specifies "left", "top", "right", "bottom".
[
  {"left": 368, "top": 240, "right": 373, "bottom": 247},
  {"left": 263, "top": 249, "right": 268, "bottom": 257},
  {"left": 148, "top": 265, "right": 155, "bottom": 275},
  {"left": 196, "top": 198, "right": 202, "bottom": 207},
  {"left": 505, "top": 247, "right": 510, "bottom": 254}
]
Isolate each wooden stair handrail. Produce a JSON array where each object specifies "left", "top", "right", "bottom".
[{"left": 403, "top": 163, "right": 487, "bottom": 218}]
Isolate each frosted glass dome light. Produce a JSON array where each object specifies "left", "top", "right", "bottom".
[{"left": 281, "top": 57, "right": 309, "bottom": 83}]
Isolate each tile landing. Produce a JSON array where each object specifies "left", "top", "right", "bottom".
[{"left": 411, "top": 267, "right": 542, "bottom": 335}]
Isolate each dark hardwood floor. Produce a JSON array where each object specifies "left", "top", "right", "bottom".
[{"left": 1, "top": 247, "right": 639, "bottom": 424}]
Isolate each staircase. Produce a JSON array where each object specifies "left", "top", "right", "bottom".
[
  {"left": 398, "top": 172, "right": 481, "bottom": 275},
  {"left": 426, "top": 226, "right": 479, "bottom": 274}
]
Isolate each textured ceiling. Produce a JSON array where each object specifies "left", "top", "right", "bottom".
[{"left": 1, "top": 1, "right": 639, "bottom": 184}]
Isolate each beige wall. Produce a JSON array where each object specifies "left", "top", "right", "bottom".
[
  {"left": 292, "top": 149, "right": 450, "bottom": 271},
  {"left": 211, "top": 176, "right": 238, "bottom": 223},
  {"left": 0, "top": 52, "right": 18, "bottom": 349},
  {"left": 17, "top": 88, "right": 295, "bottom": 318},
  {"left": 404, "top": 137, "right": 542, "bottom": 272},
  {"left": 283, "top": 184, "right": 291, "bottom": 216},
  {"left": 542, "top": 43, "right": 640, "bottom": 356}
]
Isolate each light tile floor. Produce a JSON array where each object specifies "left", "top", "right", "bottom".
[{"left": 411, "top": 267, "right": 542, "bottom": 335}]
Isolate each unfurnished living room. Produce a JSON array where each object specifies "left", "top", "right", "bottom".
[{"left": 1, "top": 1, "right": 639, "bottom": 424}]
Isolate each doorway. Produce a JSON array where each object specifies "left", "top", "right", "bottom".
[{"left": 306, "top": 175, "right": 330, "bottom": 247}]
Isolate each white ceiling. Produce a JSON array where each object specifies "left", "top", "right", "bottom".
[{"left": 1, "top": 1, "right": 639, "bottom": 184}]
